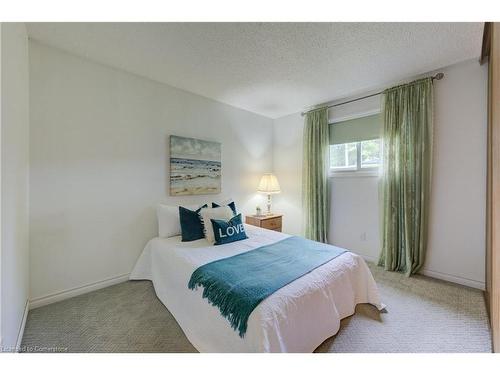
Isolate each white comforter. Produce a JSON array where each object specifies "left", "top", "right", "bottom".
[{"left": 130, "top": 225, "right": 383, "bottom": 352}]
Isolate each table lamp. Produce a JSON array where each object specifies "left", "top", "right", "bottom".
[{"left": 257, "top": 173, "right": 281, "bottom": 216}]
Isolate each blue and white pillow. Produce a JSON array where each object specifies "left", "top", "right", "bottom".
[{"left": 210, "top": 214, "right": 248, "bottom": 245}]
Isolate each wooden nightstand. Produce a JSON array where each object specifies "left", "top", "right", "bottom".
[{"left": 245, "top": 214, "right": 283, "bottom": 232}]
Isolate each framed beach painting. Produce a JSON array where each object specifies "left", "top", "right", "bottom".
[{"left": 169, "top": 135, "right": 221, "bottom": 196}]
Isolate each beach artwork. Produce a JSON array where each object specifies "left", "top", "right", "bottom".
[{"left": 169, "top": 135, "right": 221, "bottom": 196}]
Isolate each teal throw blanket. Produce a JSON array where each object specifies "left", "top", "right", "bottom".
[{"left": 188, "top": 236, "right": 347, "bottom": 337}]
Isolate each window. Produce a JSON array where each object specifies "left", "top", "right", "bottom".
[
  {"left": 328, "top": 113, "right": 382, "bottom": 175},
  {"left": 330, "top": 142, "right": 357, "bottom": 170},
  {"left": 360, "top": 139, "right": 381, "bottom": 169},
  {"left": 329, "top": 139, "right": 381, "bottom": 173}
]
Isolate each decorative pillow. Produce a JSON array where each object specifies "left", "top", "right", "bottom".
[
  {"left": 211, "top": 201, "right": 237, "bottom": 215},
  {"left": 158, "top": 203, "right": 204, "bottom": 238},
  {"left": 199, "top": 206, "right": 234, "bottom": 244},
  {"left": 211, "top": 214, "right": 248, "bottom": 245},
  {"left": 157, "top": 204, "right": 182, "bottom": 238},
  {"left": 179, "top": 204, "right": 208, "bottom": 242}
]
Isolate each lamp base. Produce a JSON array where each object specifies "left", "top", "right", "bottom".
[{"left": 266, "top": 194, "right": 272, "bottom": 215}]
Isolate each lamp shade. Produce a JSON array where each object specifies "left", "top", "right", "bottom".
[{"left": 257, "top": 173, "right": 281, "bottom": 194}]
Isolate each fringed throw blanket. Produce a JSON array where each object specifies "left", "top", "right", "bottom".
[{"left": 188, "top": 236, "right": 347, "bottom": 337}]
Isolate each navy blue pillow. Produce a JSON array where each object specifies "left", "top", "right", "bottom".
[
  {"left": 211, "top": 214, "right": 248, "bottom": 245},
  {"left": 179, "top": 205, "right": 207, "bottom": 242},
  {"left": 211, "top": 201, "right": 237, "bottom": 215}
]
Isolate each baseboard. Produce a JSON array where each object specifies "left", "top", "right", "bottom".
[
  {"left": 419, "top": 269, "right": 485, "bottom": 290},
  {"left": 357, "top": 253, "right": 485, "bottom": 290},
  {"left": 29, "top": 273, "right": 130, "bottom": 310},
  {"left": 15, "top": 300, "right": 29, "bottom": 352}
]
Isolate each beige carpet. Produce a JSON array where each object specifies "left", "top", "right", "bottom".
[{"left": 21, "top": 263, "right": 491, "bottom": 353}]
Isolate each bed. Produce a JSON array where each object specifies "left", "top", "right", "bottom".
[{"left": 130, "top": 224, "right": 383, "bottom": 352}]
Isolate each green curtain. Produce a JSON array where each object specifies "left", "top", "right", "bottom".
[
  {"left": 378, "top": 77, "right": 434, "bottom": 276},
  {"left": 302, "top": 108, "right": 329, "bottom": 243}
]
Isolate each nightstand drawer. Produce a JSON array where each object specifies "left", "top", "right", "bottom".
[
  {"left": 245, "top": 214, "right": 283, "bottom": 233},
  {"left": 262, "top": 217, "right": 282, "bottom": 230}
]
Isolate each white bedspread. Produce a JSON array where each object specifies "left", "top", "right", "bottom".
[{"left": 130, "top": 225, "right": 383, "bottom": 352}]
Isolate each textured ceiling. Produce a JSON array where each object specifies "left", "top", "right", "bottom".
[{"left": 26, "top": 23, "right": 484, "bottom": 118}]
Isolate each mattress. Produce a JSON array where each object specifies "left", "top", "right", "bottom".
[{"left": 130, "top": 224, "right": 383, "bottom": 352}]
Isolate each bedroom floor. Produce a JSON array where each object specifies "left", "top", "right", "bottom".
[{"left": 21, "top": 263, "right": 491, "bottom": 353}]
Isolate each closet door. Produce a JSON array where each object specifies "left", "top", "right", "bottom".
[{"left": 485, "top": 21, "right": 500, "bottom": 353}]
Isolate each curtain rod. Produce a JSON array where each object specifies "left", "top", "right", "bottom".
[{"left": 300, "top": 72, "right": 445, "bottom": 117}]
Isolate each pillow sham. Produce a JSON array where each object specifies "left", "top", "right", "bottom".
[
  {"left": 211, "top": 201, "right": 237, "bottom": 215},
  {"left": 157, "top": 204, "right": 182, "bottom": 238},
  {"left": 179, "top": 204, "right": 208, "bottom": 242},
  {"left": 199, "top": 206, "right": 234, "bottom": 244},
  {"left": 211, "top": 214, "right": 248, "bottom": 245},
  {"left": 157, "top": 203, "right": 206, "bottom": 238}
]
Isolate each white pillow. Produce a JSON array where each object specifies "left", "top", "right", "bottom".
[
  {"left": 212, "top": 198, "right": 235, "bottom": 206},
  {"left": 211, "top": 198, "right": 238, "bottom": 213},
  {"left": 199, "top": 206, "right": 234, "bottom": 244},
  {"left": 157, "top": 203, "right": 204, "bottom": 238}
]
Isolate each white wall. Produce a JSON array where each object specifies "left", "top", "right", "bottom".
[
  {"left": 273, "top": 59, "right": 487, "bottom": 289},
  {"left": 0, "top": 23, "right": 30, "bottom": 350},
  {"left": 29, "top": 41, "right": 273, "bottom": 304},
  {"left": 426, "top": 60, "right": 487, "bottom": 289},
  {"left": 271, "top": 112, "right": 304, "bottom": 236}
]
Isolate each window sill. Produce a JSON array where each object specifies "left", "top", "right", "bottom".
[{"left": 329, "top": 170, "right": 380, "bottom": 178}]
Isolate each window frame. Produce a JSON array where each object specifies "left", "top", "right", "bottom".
[{"left": 328, "top": 111, "right": 382, "bottom": 178}]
